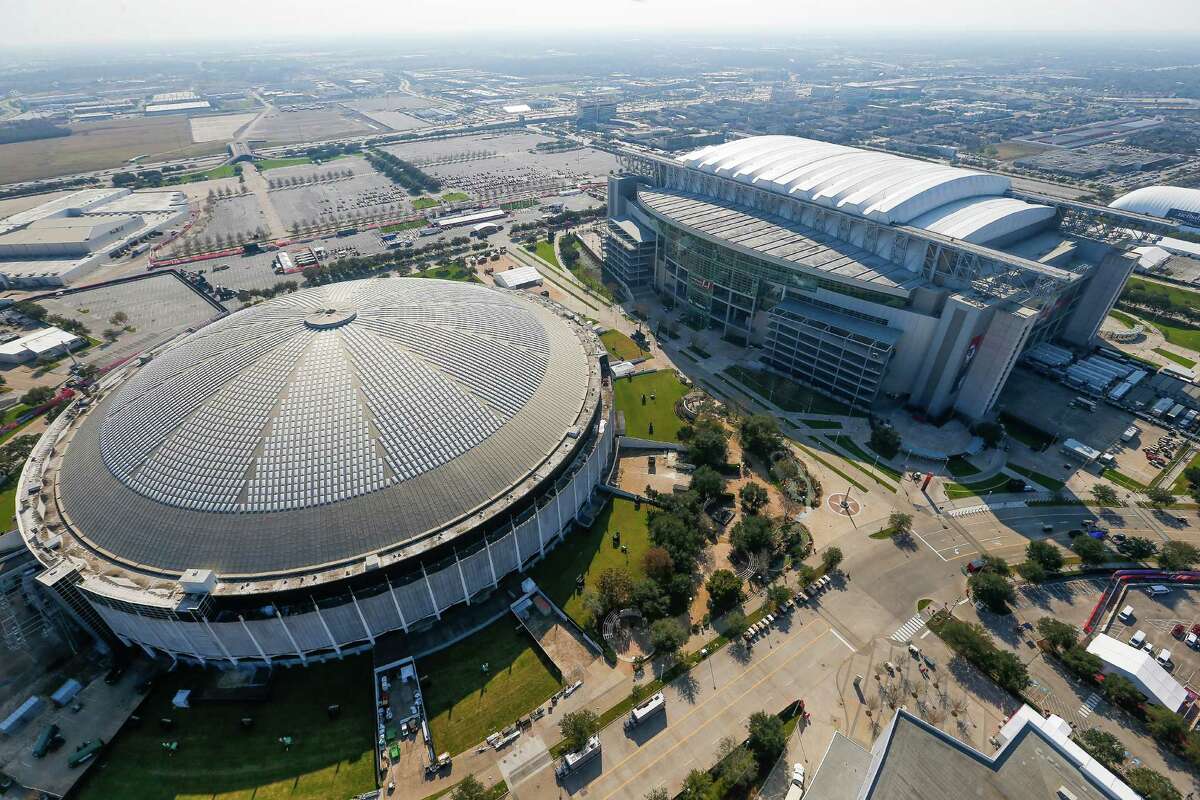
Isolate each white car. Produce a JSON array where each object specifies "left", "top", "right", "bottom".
[
  {"left": 1186, "top": 632, "right": 1198, "bottom": 649},
  {"left": 791, "top": 763, "right": 806, "bottom": 786},
  {"left": 1157, "top": 648, "right": 1172, "bottom": 666}
]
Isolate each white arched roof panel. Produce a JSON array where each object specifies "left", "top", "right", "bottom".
[
  {"left": 707, "top": 137, "right": 798, "bottom": 177},
  {"left": 751, "top": 141, "right": 850, "bottom": 185},
  {"left": 779, "top": 152, "right": 876, "bottom": 199},
  {"left": 909, "top": 197, "right": 1056, "bottom": 244},
  {"left": 813, "top": 156, "right": 925, "bottom": 208},
  {"left": 835, "top": 162, "right": 941, "bottom": 216},
  {"left": 1111, "top": 185, "right": 1200, "bottom": 219},
  {"left": 865, "top": 172, "right": 1011, "bottom": 224}
]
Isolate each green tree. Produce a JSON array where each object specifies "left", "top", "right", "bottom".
[
  {"left": 686, "top": 416, "right": 729, "bottom": 468},
  {"left": 1158, "top": 540, "right": 1200, "bottom": 570},
  {"left": 1145, "top": 704, "right": 1189, "bottom": 747},
  {"left": 1124, "top": 536, "right": 1158, "bottom": 559},
  {"left": 731, "top": 514, "right": 775, "bottom": 556},
  {"left": 642, "top": 547, "right": 674, "bottom": 584},
  {"left": 739, "top": 482, "right": 769, "bottom": 514},
  {"left": 868, "top": 425, "right": 901, "bottom": 458},
  {"left": 723, "top": 610, "right": 749, "bottom": 640},
  {"left": 452, "top": 775, "right": 490, "bottom": 800},
  {"left": 1091, "top": 484, "right": 1119, "bottom": 506},
  {"left": 643, "top": 789, "right": 669, "bottom": 800},
  {"left": 1026, "top": 540, "right": 1064, "bottom": 573},
  {"left": 1074, "top": 728, "right": 1125, "bottom": 770},
  {"left": 706, "top": 569, "right": 743, "bottom": 613},
  {"left": 982, "top": 555, "right": 1011, "bottom": 576},
  {"left": 969, "top": 571, "right": 1014, "bottom": 613},
  {"left": 1071, "top": 534, "right": 1107, "bottom": 566},
  {"left": 632, "top": 578, "right": 671, "bottom": 621},
  {"left": 746, "top": 711, "right": 788, "bottom": 763},
  {"left": 739, "top": 414, "right": 782, "bottom": 459},
  {"left": 1016, "top": 560, "right": 1047, "bottom": 583},
  {"left": 1124, "top": 767, "right": 1182, "bottom": 800},
  {"left": 559, "top": 709, "right": 600, "bottom": 752},
  {"left": 1060, "top": 646, "right": 1103, "bottom": 681},
  {"left": 887, "top": 511, "right": 913, "bottom": 537},
  {"left": 690, "top": 465, "right": 725, "bottom": 502},
  {"left": 1103, "top": 673, "right": 1143, "bottom": 709},
  {"left": 991, "top": 650, "right": 1029, "bottom": 692},
  {"left": 595, "top": 567, "right": 634, "bottom": 614},
  {"left": 679, "top": 769, "right": 713, "bottom": 799},
  {"left": 766, "top": 584, "right": 791, "bottom": 612},
  {"left": 973, "top": 421, "right": 1004, "bottom": 448},
  {"left": 648, "top": 500, "right": 706, "bottom": 569},
  {"left": 1036, "top": 617, "right": 1078, "bottom": 652},
  {"left": 19, "top": 386, "right": 55, "bottom": 406},
  {"left": 717, "top": 738, "right": 757, "bottom": 789},
  {"left": 821, "top": 546, "right": 844, "bottom": 574},
  {"left": 1145, "top": 486, "right": 1175, "bottom": 509},
  {"left": 648, "top": 617, "right": 688, "bottom": 659}
]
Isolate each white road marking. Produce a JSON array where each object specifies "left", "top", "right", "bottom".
[{"left": 828, "top": 628, "right": 856, "bottom": 652}]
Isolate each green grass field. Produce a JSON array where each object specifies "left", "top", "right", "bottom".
[
  {"left": 527, "top": 240, "right": 560, "bottom": 269},
  {"left": 1103, "top": 468, "right": 1149, "bottom": 493},
  {"left": 254, "top": 157, "right": 313, "bottom": 172},
  {"left": 801, "top": 419, "right": 842, "bottom": 430},
  {"left": 440, "top": 192, "right": 469, "bottom": 203},
  {"left": 73, "top": 658, "right": 376, "bottom": 800},
  {"left": 1154, "top": 348, "right": 1196, "bottom": 368},
  {"left": 1007, "top": 463, "right": 1065, "bottom": 491},
  {"left": 1126, "top": 277, "right": 1200, "bottom": 312},
  {"left": 599, "top": 329, "right": 645, "bottom": 361},
  {"left": 1147, "top": 316, "right": 1200, "bottom": 353},
  {"left": 527, "top": 498, "right": 651, "bottom": 628},
  {"left": 944, "top": 472, "right": 1014, "bottom": 499},
  {"left": 612, "top": 370, "right": 690, "bottom": 443},
  {"left": 1109, "top": 309, "right": 1139, "bottom": 329},
  {"left": 832, "top": 435, "right": 902, "bottom": 484},
  {"left": 412, "top": 197, "right": 438, "bottom": 210},
  {"left": 722, "top": 365, "right": 858, "bottom": 416},
  {"left": 1172, "top": 450, "right": 1200, "bottom": 493},
  {"left": 381, "top": 219, "right": 427, "bottom": 233},
  {"left": 419, "top": 621, "right": 561, "bottom": 758},
  {"left": 998, "top": 412, "right": 1055, "bottom": 451},
  {"left": 0, "top": 483, "right": 16, "bottom": 528},
  {"left": 415, "top": 264, "right": 480, "bottom": 283},
  {"left": 946, "top": 455, "right": 980, "bottom": 478}
]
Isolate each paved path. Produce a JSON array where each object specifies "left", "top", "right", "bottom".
[{"left": 240, "top": 162, "right": 287, "bottom": 240}]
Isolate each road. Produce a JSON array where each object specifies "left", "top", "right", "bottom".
[{"left": 510, "top": 618, "right": 854, "bottom": 800}]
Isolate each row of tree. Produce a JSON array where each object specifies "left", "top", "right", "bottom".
[{"left": 364, "top": 149, "right": 441, "bottom": 195}]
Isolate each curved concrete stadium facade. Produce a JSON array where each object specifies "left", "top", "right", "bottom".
[{"left": 19, "top": 279, "right": 615, "bottom": 665}]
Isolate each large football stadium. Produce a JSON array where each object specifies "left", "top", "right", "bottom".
[{"left": 18, "top": 278, "right": 614, "bottom": 665}]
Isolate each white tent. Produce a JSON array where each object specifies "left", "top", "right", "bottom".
[
  {"left": 494, "top": 266, "right": 542, "bottom": 290},
  {"left": 1086, "top": 633, "right": 1187, "bottom": 711}
]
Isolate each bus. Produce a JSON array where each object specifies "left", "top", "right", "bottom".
[
  {"left": 556, "top": 735, "right": 601, "bottom": 779},
  {"left": 1072, "top": 396, "right": 1097, "bottom": 412},
  {"left": 624, "top": 692, "right": 665, "bottom": 730}
]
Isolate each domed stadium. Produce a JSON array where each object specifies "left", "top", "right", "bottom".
[{"left": 19, "top": 278, "right": 614, "bottom": 665}]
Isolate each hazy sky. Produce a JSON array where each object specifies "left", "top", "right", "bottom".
[{"left": 8, "top": 0, "right": 1200, "bottom": 46}]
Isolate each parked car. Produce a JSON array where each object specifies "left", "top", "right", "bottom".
[{"left": 1173, "top": 624, "right": 1186, "bottom": 639}]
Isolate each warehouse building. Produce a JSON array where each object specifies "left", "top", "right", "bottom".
[
  {"left": 0, "top": 328, "right": 85, "bottom": 365},
  {"left": 19, "top": 279, "right": 615, "bottom": 665},
  {"left": 607, "top": 135, "right": 1162, "bottom": 421}
]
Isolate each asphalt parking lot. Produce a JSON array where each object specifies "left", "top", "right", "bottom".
[
  {"left": 1104, "top": 584, "right": 1200, "bottom": 690},
  {"left": 1009, "top": 576, "right": 1109, "bottom": 626},
  {"left": 267, "top": 156, "right": 417, "bottom": 229},
  {"left": 196, "top": 192, "right": 271, "bottom": 244}
]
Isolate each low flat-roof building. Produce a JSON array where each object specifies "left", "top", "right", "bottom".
[
  {"left": 494, "top": 266, "right": 542, "bottom": 290},
  {"left": 1086, "top": 633, "right": 1188, "bottom": 712},
  {"left": 0, "top": 327, "right": 85, "bottom": 365}
]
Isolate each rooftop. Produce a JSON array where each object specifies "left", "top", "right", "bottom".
[{"left": 1086, "top": 633, "right": 1188, "bottom": 711}]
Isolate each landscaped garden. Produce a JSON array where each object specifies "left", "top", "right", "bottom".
[
  {"left": 612, "top": 370, "right": 691, "bottom": 443},
  {"left": 74, "top": 657, "right": 376, "bottom": 800},
  {"left": 599, "top": 329, "right": 645, "bottom": 361}
]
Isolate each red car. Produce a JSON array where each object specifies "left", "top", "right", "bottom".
[
  {"left": 1173, "top": 624, "right": 1185, "bottom": 639},
  {"left": 1191, "top": 624, "right": 1200, "bottom": 637}
]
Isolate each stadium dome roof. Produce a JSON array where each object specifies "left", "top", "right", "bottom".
[
  {"left": 1110, "top": 185, "right": 1200, "bottom": 226},
  {"left": 677, "top": 136, "right": 1051, "bottom": 238},
  {"left": 57, "top": 279, "right": 598, "bottom": 576}
]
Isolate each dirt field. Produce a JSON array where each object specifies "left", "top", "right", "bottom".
[
  {"left": 0, "top": 117, "right": 227, "bottom": 183},
  {"left": 243, "top": 108, "right": 375, "bottom": 145},
  {"left": 189, "top": 112, "right": 258, "bottom": 142}
]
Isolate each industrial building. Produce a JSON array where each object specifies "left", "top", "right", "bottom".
[
  {"left": 605, "top": 135, "right": 1175, "bottom": 420},
  {"left": 144, "top": 91, "right": 212, "bottom": 116},
  {"left": 0, "top": 188, "right": 188, "bottom": 288},
  {"left": 804, "top": 705, "right": 1140, "bottom": 799},
  {"left": 19, "top": 279, "right": 615, "bottom": 665},
  {"left": 0, "top": 328, "right": 85, "bottom": 366}
]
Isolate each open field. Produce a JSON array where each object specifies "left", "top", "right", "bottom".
[
  {"left": 527, "top": 498, "right": 652, "bottom": 628},
  {"left": 0, "top": 117, "right": 227, "bottom": 183},
  {"left": 244, "top": 108, "right": 375, "bottom": 145},
  {"left": 189, "top": 113, "right": 258, "bottom": 143},
  {"left": 73, "top": 657, "right": 376, "bottom": 800},
  {"left": 599, "top": 329, "right": 645, "bottom": 361},
  {"left": 418, "top": 621, "right": 561, "bottom": 758},
  {"left": 613, "top": 370, "right": 691, "bottom": 443},
  {"left": 1109, "top": 309, "right": 1138, "bottom": 328},
  {"left": 990, "top": 140, "right": 1053, "bottom": 161},
  {"left": 1148, "top": 314, "right": 1200, "bottom": 353}
]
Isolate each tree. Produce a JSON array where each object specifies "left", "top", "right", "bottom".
[
  {"left": 821, "top": 546, "right": 844, "bottom": 574},
  {"left": 1158, "top": 540, "right": 1200, "bottom": 570},
  {"left": 690, "top": 465, "right": 725, "bottom": 502},
  {"left": 969, "top": 571, "right": 1014, "bottom": 613},
  {"left": 1036, "top": 617, "right": 1078, "bottom": 652},
  {"left": 982, "top": 555, "right": 1011, "bottom": 576},
  {"left": 717, "top": 739, "right": 757, "bottom": 789},
  {"left": 1016, "top": 560, "right": 1047, "bottom": 583},
  {"left": 102, "top": 328, "right": 121, "bottom": 343},
  {"left": 746, "top": 711, "right": 788, "bottom": 762},
  {"left": 868, "top": 425, "right": 901, "bottom": 459},
  {"left": 1145, "top": 704, "right": 1189, "bottom": 747},
  {"left": 19, "top": 386, "right": 55, "bottom": 407},
  {"left": 648, "top": 617, "right": 688, "bottom": 659},
  {"left": 766, "top": 584, "right": 791, "bottom": 612},
  {"left": 643, "top": 789, "right": 669, "bottom": 800},
  {"left": 706, "top": 569, "right": 743, "bottom": 613},
  {"left": 1026, "top": 540, "right": 1064, "bottom": 574},
  {"left": 559, "top": 709, "right": 599, "bottom": 752},
  {"left": 1102, "top": 673, "right": 1143, "bottom": 709},
  {"left": 1071, "top": 534, "right": 1107, "bottom": 566},
  {"left": 973, "top": 421, "right": 1004, "bottom": 448},
  {"left": 723, "top": 610, "right": 749, "bottom": 640},
  {"left": 596, "top": 567, "right": 634, "bottom": 614},
  {"left": 1124, "top": 536, "right": 1158, "bottom": 559},
  {"left": 1059, "top": 646, "right": 1103, "bottom": 681},
  {"left": 1074, "top": 728, "right": 1125, "bottom": 770},
  {"left": 991, "top": 650, "right": 1030, "bottom": 692},
  {"left": 1091, "top": 484, "right": 1119, "bottom": 506},
  {"left": 1124, "top": 767, "right": 1182, "bottom": 800},
  {"left": 739, "top": 482, "right": 769, "bottom": 515},
  {"left": 108, "top": 311, "right": 129, "bottom": 326},
  {"left": 642, "top": 547, "right": 674, "bottom": 585},
  {"left": 739, "top": 414, "right": 782, "bottom": 459},
  {"left": 686, "top": 416, "right": 729, "bottom": 468},
  {"left": 731, "top": 514, "right": 775, "bottom": 557},
  {"left": 1146, "top": 486, "right": 1175, "bottom": 509},
  {"left": 679, "top": 769, "right": 713, "bottom": 799},
  {"left": 452, "top": 775, "right": 489, "bottom": 800},
  {"left": 888, "top": 511, "right": 913, "bottom": 537},
  {"left": 632, "top": 578, "right": 672, "bottom": 620}
]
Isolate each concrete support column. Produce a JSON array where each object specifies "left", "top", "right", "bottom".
[
  {"left": 421, "top": 563, "right": 441, "bottom": 619},
  {"left": 275, "top": 609, "right": 307, "bottom": 665},
  {"left": 202, "top": 617, "right": 237, "bottom": 666},
  {"left": 384, "top": 576, "right": 409, "bottom": 633},
  {"left": 239, "top": 615, "right": 271, "bottom": 664},
  {"left": 349, "top": 588, "right": 375, "bottom": 645},
  {"left": 535, "top": 505, "right": 546, "bottom": 557},
  {"left": 455, "top": 552, "right": 471, "bottom": 605},
  {"left": 513, "top": 518, "right": 525, "bottom": 565},
  {"left": 484, "top": 536, "right": 499, "bottom": 587},
  {"left": 311, "top": 598, "right": 342, "bottom": 657}
]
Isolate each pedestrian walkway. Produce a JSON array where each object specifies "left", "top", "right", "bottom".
[
  {"left": 890, "top": 612, "right": 927, "bottom": 643},
  {"left": 1078, "top": 692, "right": 1102, "bottom": 719}
]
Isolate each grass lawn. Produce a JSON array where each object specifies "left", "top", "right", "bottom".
[
  {"left": 1103, "top": 468, "right": 1149, "bottom": 493},
  {"left": 833, "top": 435, "right": 903, "bottom": 484},
  {"left": 440, "top": 192, "right": 469, "bottom": 203},
  {"left": 419, "top": 621, "right": 561, "bottom": 758},
  {"left": 599, "top": 329, "right": 645, "bottom": 361},
  {"left": 998, "top": 412, "right": 1055, "bottom": 451},
  {"left": 1154, "top": 347, "right": 1197, "bottom": 368},
  {"left": 73, "top": 657, "right": 376, "bottom": 800},
  {"left": 722, "top": 365, "right": 859, "bottom": 416},
  {"left": 526, "top": 241, "right": 560, "bottom": 269},
  {"left": 0, "top": 483, "right": 16, "bottom": 528},
  {"left": 1007, "top": 463, "right": 1065, "bottom": 491},
  {"left": 381, "top": 219, "right": 427, "bottom": 233},
  {"left": 1172, "top": 450, "right": 1200, "bottom": 493},
  {"left": 944, "top": 472, "right": 1013, "bottom": 499},
  {"left": 793, "top": 440, "right": 868, "bottom": 494},
  {"left": 254, "top": 157, "right": 313, "bottom": 171},
  {"left": 946, "top": 455, "right": 980, "bottom": 478},
  {"left": 1109, "top": 309, "right": 1138, "bottom": 329},
  {"left": 526, "top": 498, "right": 651, "bottom": 628},
  {"left": 1131, "top": 311, "right": 1200, "bottom": 353},
  {"left": 612, "top": 370, "right": 690, "bottom": 443},
  {"left": 1125, "top": 277, "right": 1200, "bottom": 312},
  {"left": 412, "top": 196, "right": 438, "bottom": 210},
  {"left": 415, "top": 264, "right": 480, "bottom": 283},
  {"left": 500, "top": 198, "right": 538, "bottom": 211}
]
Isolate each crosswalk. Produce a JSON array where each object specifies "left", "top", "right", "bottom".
[
  {"left": 890, "top": 613, "right": 927, "bottom": 643},
  {"left": 1078, "top": 692, "right": 1102, "bottom": 719}
]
